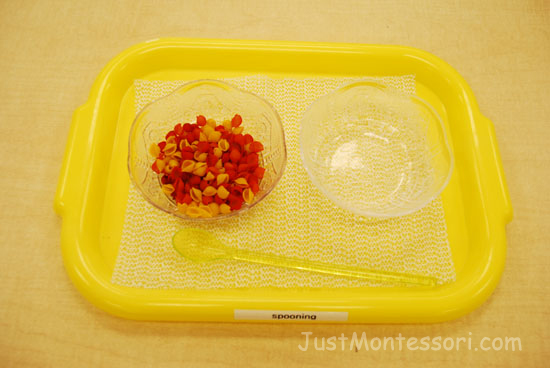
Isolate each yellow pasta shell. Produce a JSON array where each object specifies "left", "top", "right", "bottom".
[
  {"left": 149, "top": 143, "right": 160, "bottom": 157},
  {"left": 219, "top": 203, "right": 231, "bottom": 214},
  {"left": 155, "top": 159, "right": 166, "bottom": 172},
  {"left": 234, "top": 177, "right": 248, "bottom": 187},
  {"left": 203, "top": 186, "right": 217, "bottom": 197},
  {"left": 222, "top": 120, "right": 232, "bottom": 131},
  {"left": 194, "top": 151, "right": 208, "bottom": 162},
  {"left": 218, "top": 139, "right": 230, "bottom": 152},
  {"left": 198, "top": 208, "right": 212, "bottom": 218},
  {"left": 192, "top": 162, "right": 207, "bottom": 176},
  {"left": 204, "top": 171, "right": 215, "bottom": 181},
  {"left": 216, "top": 173, "right": 229, "bottom": 186},
  {"left": 164, "top": 143, "right": 177, "bottom": 156},
  {"left": 181, "top": 160, "right": 195, "bottom": 173},
  {"left": 208, "top": 202, "right": 220, "bottom": 216},
  {"left": 198, "top": 203, "right": 213, "bottom": 217},
  {"left": 190, "top": 187, "right": 202, "bottom": 202},
  {"left": 208, "top": 131, "right": 222, "bottom": 143},
  {"left": 243, "top": 188, "right": 254, "bottom": 204},
  {"left": 162, "top": 184, "right": 175, "bottom": 195},
  {"left": 202, "top": 124, "right": 214, "bottom": 137},
  {"left": 168, "top": 159, "right": 179, "bottom": 169},
  {"left": 185, "top": 206, "right": 202, "bottom": 218},
  {"left": 217, "top": 186, "right": 230, "bottom": 200},
  {"left": 177, "top": 203, "right": 188, "bottom": 214}
]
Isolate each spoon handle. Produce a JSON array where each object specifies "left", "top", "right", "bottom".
[{"left": 231, "top": 249, "right": 437, "bottom": 286}]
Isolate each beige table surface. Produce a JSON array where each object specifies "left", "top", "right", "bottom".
[{"left": 1, "top": 0, "right": 549, "bottom": 366}]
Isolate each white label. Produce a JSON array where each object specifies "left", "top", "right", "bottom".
[{"left": 234, "top": 309, "right": 348, "bottom": 322}]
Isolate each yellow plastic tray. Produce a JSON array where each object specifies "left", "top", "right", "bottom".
[{"left": 54, "top": 39, "right": 512, "bottom": 323}]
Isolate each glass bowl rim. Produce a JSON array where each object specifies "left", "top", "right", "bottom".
[{"left": 298, "top": 79, "right": 454, "bottom": 218}]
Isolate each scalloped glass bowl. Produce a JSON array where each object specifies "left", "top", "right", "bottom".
[
  {"left": 300, "top": 80, "right": 454, "bottom": 218},
  {"left": 128, "top": 79, "right": 287, "bottom": 220}
]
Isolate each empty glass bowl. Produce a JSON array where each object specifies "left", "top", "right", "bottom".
[
  {"left": 128, "top": 79, "right": 287, "bottom": 220},
  {"left": 299, "top": 80, "right": 453, "bottom": 218}
]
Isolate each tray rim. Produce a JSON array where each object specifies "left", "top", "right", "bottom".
[{"left": 54, "top": 38, "right": 512, "bottom": 323}]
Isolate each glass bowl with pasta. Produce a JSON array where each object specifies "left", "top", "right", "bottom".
[{"left": 128, "top": 80, "right": 287, "bottom": 220}]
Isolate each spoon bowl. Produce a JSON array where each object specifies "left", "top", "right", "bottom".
[{"left": 172, "top": 228, "right": 230, "bottom": 262}]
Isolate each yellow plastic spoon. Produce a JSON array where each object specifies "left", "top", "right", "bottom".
[{"left": 172, "top": 228, "right": 437, "bottom": 286}]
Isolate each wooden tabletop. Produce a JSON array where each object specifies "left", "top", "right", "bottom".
[{"left": 1, "top": 0, "right": 548, "bottom": 366}]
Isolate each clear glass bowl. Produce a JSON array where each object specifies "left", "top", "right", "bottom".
[
  {"left": 299, "top": 80, "right": 454, "bottom": 218},
  {"left": 128, "top": 79, "right": 287, "bottom": 220}
]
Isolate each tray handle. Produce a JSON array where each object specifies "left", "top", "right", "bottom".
[
  {"left": 54, "top": 102, "right": 94, "bottom": 215},
  {"left": 479, "top": 115, "right": 513, "bottom": 223}
]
